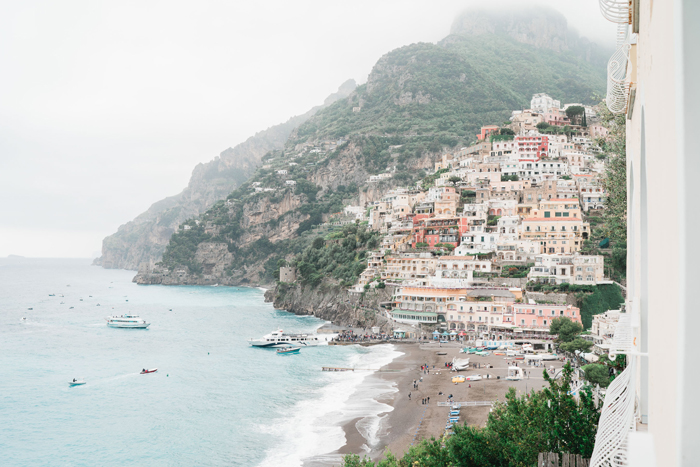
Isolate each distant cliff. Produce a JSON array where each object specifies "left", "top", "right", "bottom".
[{"left": 95, "top": 79, "right": 357, "bottom": 270}]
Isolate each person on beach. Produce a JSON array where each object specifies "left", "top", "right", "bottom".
[
  {"left": 427, "top": 397, "right": 430, "bottom": 404},
  {"left": 408, "top": 392, "right": 411, "bottom": 400}
]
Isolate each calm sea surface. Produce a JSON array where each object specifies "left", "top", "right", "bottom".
[{"left": 0, "top": 258, "right": 397, "bottom": 466}]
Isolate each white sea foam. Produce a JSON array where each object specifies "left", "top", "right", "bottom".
[{"left": 256, "top": 344, "right": 402, "bottom": 467}]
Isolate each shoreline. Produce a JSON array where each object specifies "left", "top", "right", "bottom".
[{"left": 307, "top": 341, "right": 568, "bottom": 465}]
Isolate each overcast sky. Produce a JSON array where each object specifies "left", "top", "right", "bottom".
[{"left": 0, "top": 0, "right": 615, "bottom": 258}]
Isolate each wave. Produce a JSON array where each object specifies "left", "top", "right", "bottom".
[{"left": 256, "top": 344, "right": 402, "bottom": 467}]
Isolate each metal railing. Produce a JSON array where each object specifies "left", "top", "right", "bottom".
[
  {"left": 606, "top": 28, "right": 632, "bottom": 114},
  {"left": 590, "top": 308, "right": 636, "bottom": 467},
  {"left": 599, "top": 0, "right": 630, "bottom": 24}
]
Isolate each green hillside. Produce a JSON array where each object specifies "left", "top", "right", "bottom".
[
  {"left": 293, "top": 34, "right": 605, "bottom": 145},
  {"left": 151, "top": 9, "right": 608, "bottom": 286}
]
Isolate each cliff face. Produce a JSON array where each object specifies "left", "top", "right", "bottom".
[
  {"left": 264, "top": 283, "right": 394, "bottom": 330},
  {"left": 95, "top": 80, "right": 356, "bottom": 270}
]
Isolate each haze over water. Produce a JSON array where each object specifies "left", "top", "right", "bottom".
[{"left": 0, "top": 258, "right": 396, "bottom": 466}]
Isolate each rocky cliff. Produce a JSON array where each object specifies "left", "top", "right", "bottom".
[
  {"left": 264, "top": 283, "right": 394, "bottom": 330},
  {"left": 133, "top": 6, "right": 607, "bottom": 291},
  {"left": 95, "top": 79, "right": 357, "bottom": 270}
]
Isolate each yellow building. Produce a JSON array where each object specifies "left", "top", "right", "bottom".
[{"left": 520, "top": 217, "right": 588, "bottom": 254}]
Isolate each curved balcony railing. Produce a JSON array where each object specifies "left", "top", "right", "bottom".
[
  {"left": 606, "top": 39, "right": 632, "bottom": 114},
  {"left": 590, "top": 310, "right": 636, "bottom": 467},
  {"left": 599, "top": 0, "right": 630, "bottom": 24}
]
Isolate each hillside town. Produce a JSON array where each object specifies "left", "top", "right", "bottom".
[{"left": 328, "top": 94, "right": 617, "bottom": 345}]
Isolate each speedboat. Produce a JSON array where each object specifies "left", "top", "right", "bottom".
[
  {"left": 140, "top": 368, "right": 157, "bottom": 374},
  {"left": 105, "top": 314, "right": 150, "bottom": 329},
  {"left": 69, "top": 380, "right": 86, "bottom": 386},
  {"left": 276, "top": 347, "right": 301, "bottom": 355},
  {"left": 249, "top": 329, "right": 322, "bottom": 348}
]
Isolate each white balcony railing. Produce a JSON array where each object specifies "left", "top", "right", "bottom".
[
  {"left": 590, "top": 308, "right": 637, "bottom": 467},
  {"left": 599, "top": 0, "right": 630, "bottom": 24},
  {"left": 606, "top": 33, "right": 632, "bottom": 114}
]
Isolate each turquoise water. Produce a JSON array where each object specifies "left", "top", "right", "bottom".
[{"left": 0, "top": 258, "right": 396, "bottom": 466}]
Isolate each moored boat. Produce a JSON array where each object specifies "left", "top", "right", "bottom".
[
  {"left": 249, "top": 329, "right": 322, "bottom": 348},
  {"left": 276, "top": 347, "right": 301, "bottom": 355},
  {"left": 69, "top": 379, "right": 86, "bottom": 386}
]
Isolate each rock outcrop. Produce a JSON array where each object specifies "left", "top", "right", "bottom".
[{"left": 264, "top": 282, "right": 395, "bottom": 329}]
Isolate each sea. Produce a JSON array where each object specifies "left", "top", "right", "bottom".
[{"left": 0, "top": 258, "right": 401, "bottom": 467}]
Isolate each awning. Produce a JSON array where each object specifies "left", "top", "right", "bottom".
[{"left": 432, "top": 330, "right": 440, "bottom": 334}]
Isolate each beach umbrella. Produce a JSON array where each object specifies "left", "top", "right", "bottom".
[
  {"left": 458, "top": 331, "right": 466, "bottom": 336},
  {"left": 442, "top": 331, "right": 449, "bottom": 336},
  {"left": 450, "top": 331, "right": 457, "bottom": 335},
  {"left": 432, "top": 330, "right": 440, "bottom": 334}
]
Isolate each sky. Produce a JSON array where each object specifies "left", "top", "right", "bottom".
[{"left": 0, "top": 0, "right": 616, "bottom": 258}]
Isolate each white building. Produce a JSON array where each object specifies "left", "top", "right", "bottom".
[
  {"left": 530, "top": 93, "right": 561, "bottom": 114},
  {"left": 587, "top": 2, "right": 700, "bottom": 466}
]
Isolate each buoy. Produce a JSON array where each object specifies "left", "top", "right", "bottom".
[
  {"left": 208, "top": 352, "right": 210, "bottom": 355},
  {"left": 167, "top": 374, "right": 169, "bottom": 377}
]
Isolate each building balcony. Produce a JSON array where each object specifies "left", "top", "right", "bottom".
[{"left": 590, "top": 308, "right": 638, "bottom": 467}]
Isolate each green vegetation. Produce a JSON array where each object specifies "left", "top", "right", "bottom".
[
  {"left": 294, "top": 224, "right": 380, "bottom": 287},
  {"left": 582, "top": 363, "right": 612, "bottom": 388},
  {"left": 549, "top": 316, "right": 583, "bottom": 343},
  {"left": 560, "top": 338, "right": 593, "bottom": 354},
  {"left": 342, "top": 363, "right": 599, "bottom": 467},
  {"left": 295, "top": 33, "right": 604, "bottom": 146},
  {"left": 565, "top": 105, "right": 586, "bottom": 126},
  {"left": 160, "top": 220, "right": 211, "bottom": 274},
  {"left": 576, "top": 284, "right": 625, "bottom": 329}
]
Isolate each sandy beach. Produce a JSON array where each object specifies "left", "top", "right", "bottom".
[{"left": 319, "top": 340, "right": 566, "bottom": 465}]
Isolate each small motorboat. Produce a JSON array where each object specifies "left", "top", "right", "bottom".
[
  {"left": 49, "top": 294, "right": 55, "bottom": 297},
  {"left": 276, "top": 347, "right": 301, "bottom": 355},
  {"left": 69, "top": 379, "right": 86, "bottom": 386},
  {"left": 140, "top": 368, "right": 158, "bottom": 374}
]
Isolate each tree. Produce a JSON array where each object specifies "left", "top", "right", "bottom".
[
  {"left": 549, "top": 316, "right": 583, "bottom": 343},
  {"left": 448, "top": 175, "right": 461, "bottom": 185},
  {"left": 559, "top": 338, "right": 593, "bottom": 354},
  {"left": 582, "top": 363, "right": 612, "bottom": 388},
  {"left": 565, "top": 105, "right": 585, "bottom": 125},
  {"left": 596, "top": 101, "right": 627, "bottom": 244},
  {"left": 312, "top": 237, "right": 325, "bottom": 249},
  {"left": 536, "top": 122, "right": 550, "bottom": 131}
]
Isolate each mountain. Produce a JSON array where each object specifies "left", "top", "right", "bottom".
[
  {"left": 95, "top": 79, "right": 357, "bottom": 270},
  {"left": 134, "top": 7, "right": 607, "bottom": 287}
]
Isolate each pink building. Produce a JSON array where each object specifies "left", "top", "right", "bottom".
[
  {"left": 511, "top": 303, "right": 582, "bottom": 330},
  {"left": 515, "top": 135, "right": 549, "bottom": 161},
  {"left": 477, "top": 125, "right": 499, "bottom": 141},
  {"left": 543, "top": 108, "right": 571, "bottom": 126}
]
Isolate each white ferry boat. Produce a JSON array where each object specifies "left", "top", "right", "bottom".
[
  {"left": 248, "top": 329, "right": 322, "bottom": 348},
  {"left": 105, "top": 314, "right": 150, "bottom": 329}
]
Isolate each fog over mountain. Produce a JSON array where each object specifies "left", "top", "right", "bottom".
[{"left": 0, "top": 0, "right": 615, "bottom": 258}]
